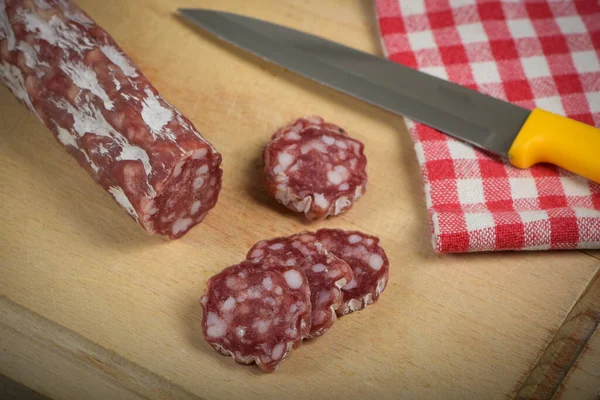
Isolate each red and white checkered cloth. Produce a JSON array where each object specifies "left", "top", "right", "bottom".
[{"left": 375, "top": 0, "right": 600, "bottom": 252}]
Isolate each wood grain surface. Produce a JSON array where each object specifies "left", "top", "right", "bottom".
[
  {"left": 515, "top": 270, "right": 600, "bottom": 399},
  {"left": 1, "top": 1, "right": 599, "bottom": 399},
  {"left": 557, "top": 327, "right": 600, "bottom": 400}
]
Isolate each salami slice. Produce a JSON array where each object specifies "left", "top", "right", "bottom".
[
  {"left": 200, "top": 260, "right": 312, "bottom": 372},
  {"left": 246, "top": 232, "right": 353, "bottom": 338},
  {"left": 315, "top": 229, "right": 389, "bottom": 316},
  {"left": 263, "top": 117, "right": 367, "bottom": 221},
  {"left": 0, "top": 0, "right": 222, "bottom": 238}
]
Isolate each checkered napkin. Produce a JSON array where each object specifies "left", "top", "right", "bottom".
[{"left": 375, "top": 0, "right": 600, "bottom": 252}]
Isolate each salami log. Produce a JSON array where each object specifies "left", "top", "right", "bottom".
[
  {"left": 263, "top": 116, "right": 367, "bottom": 221},
  {"left": 315, "top": 229, "right": 389, "bottom": 316},
  {"left": 200, "top": 260, "right": 312, "bottom": 372},
  {"left": 0, "top": 0, "right": 222, "bottom": 238},
  {"left": 246, "top": 232, "right": 353, "bottom": 338}
]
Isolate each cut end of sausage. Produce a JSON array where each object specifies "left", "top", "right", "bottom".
[{"left": 148, "top": 149, "right": 222, "bottom": 239}]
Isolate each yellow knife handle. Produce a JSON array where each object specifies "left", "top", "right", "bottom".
[{"left": 508, "top": 108, "right": 600, "bottom": 183}]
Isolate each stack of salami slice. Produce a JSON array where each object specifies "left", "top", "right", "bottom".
[{"left": 200, "top": 229, "right": 390, "bottom": 372}]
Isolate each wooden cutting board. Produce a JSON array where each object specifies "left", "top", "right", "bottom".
[{"left": 1, "top": 0, "right": 599, "bottom": 399}]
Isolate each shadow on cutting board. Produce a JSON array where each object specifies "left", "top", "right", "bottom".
[
  {"left": 0, "top": 375, "right": 50, "bottom": 400},
  {"left": 180, "top": 296, "right": 213, "bottom": 356}
]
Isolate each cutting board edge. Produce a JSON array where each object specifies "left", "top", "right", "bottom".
[{"left": 0, "top": 295, "right": 199, "bottom": 400}]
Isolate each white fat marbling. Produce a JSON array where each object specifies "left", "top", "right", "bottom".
[
  {"left": 285, "top": 258, "right": 296, "bottom": 266},
  {"left": 335, "top": 140, "right": 348, "bottom": 149},
  {"left": 285, "top": 327, "right": 297, "bottom": 338},
  {"left": 221, "top": 296, "right": 236, "bottom": 312},
  {"left": 247, "top": 286, "right": 263, "bottom": 299},
  {"left": 339, "top": 183, "right": 349, "bottom": 191},
  {"left": 317, "top": 290, "right": 330, "bottom": 305},
  {"left": 193, "top": 176, "right": 205, "bottom": 190},
  {"left": 286, "top": 130, "right": 301, "bottom": 140},
  {"left": 368, "top": 254, "right": 384, "bottom": 271},
  {"left": 269, "top": 243, "right": 284, "bottom": 250},
  {"left": 327, "top": 165, "right": 348, "bottom": 185},
  {"left": 271, "top": 343, "right": 285, "bottom": 360},
  {"left": 190, "top": 200, "right": 201, "bottom": 214},
  {"left": 344, "top": 299, "right": 363, "bottom": 314},
  {"left": 275, "top": 183, "right": 311, "bottom": 214},
  {"left": 192, "top": 148, "right": 208, "bottom": 159},
  {"left": 225, "top": 276, "right": 238, "bottom": 289},
  {"left": 311, "top": 263, "right": 326, "bottom": 273},
  {"left": 253, "top": 320, "right": 270, "bottom": 334},
  {"left": 172, "top": 217, "right": 192, "bottom": 236},
  {"left": 100, "top": 45, "right": 139, "bottom": 77},
  {"left": 196, "top": 164, "right": 209, "bottom": 175},
  {"left": 262, "top": 277, "right": 273, "bottom": 291},
  {"left": 108, "top": 186, "right": 138, "bottom": 221},
  {"left": 263, "top": 297, "right": 276, "bottom": 308},
  {"left": 313, "top": 193, "right": 329, "bottom": 209},
  {"left": 60, "top": 60, "right": 114, "bottom": 110},
  {"left": 141, "top": 89, "right": 174, "bottom": 139},
  {"left": 343, "top": 278, "right": 358, "bottom": 290},
  {"left": 322, "top": 135, "right": 335, "bottom": 145},
  {"left": 376, "top": 277, "right": 387, "bottom": 297},
  {"left": 300, "top": 141, "right": 328, "bottom": 155},
  {"left": 274, "top": 152, "right": 294, "bottom": 175},
  {"left": 249, "top": 248, "right": 263, "bottom": 259},
  {"left": 283, "top": 269, "right": 303, "bottom": 289},
  {"left": 172, "top": 161, "right": 183, "bottom": 177},
  {"left": 334, "top": 196, "right": 351, "bottom": 215},
  {"left": 348, "top": 234, "right": 362, "bottom": 244},
  {"left": 236, "top": 326, "right": 246, "bottom": 338},
  {"left": 206, "top": 312, "right": 227, "bottom": 338},
  {"left": 56, "top": 124, "right": 79, "bottom": 148},
  {"left": 328, "top": 268, "right": 342, "bottom": 279},
  {"left": 145, "top": 201, "right": 158, "bottom": 216}
]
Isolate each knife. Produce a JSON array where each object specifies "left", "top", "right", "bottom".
[{"left": 178, "top": 9, "right": 600, "bottom": 184}]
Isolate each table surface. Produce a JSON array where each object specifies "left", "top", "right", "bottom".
[{"left": 1, "top": 1, "right": 599, "bottom": 399}]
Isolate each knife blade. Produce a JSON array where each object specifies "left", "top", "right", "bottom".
[{"left": 178, "top": 8, "right": 600, "bottom": 183}]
